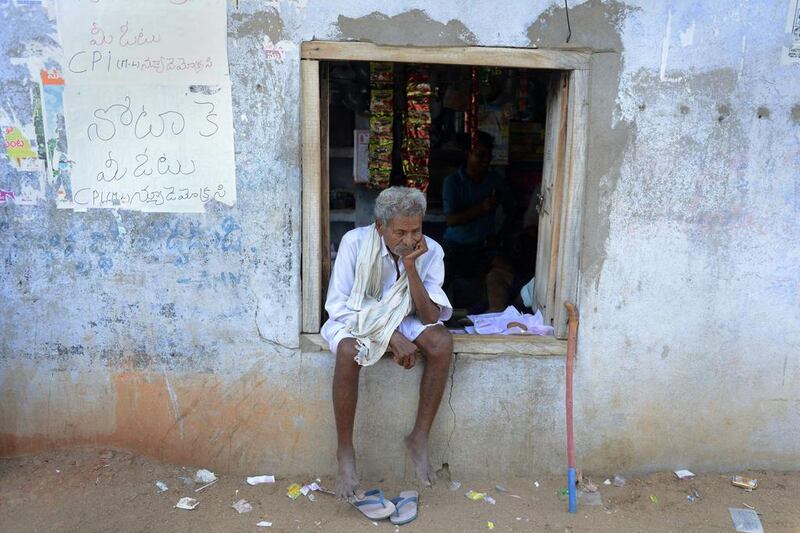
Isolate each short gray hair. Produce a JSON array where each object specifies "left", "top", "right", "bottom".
[{"left": 374, "top": 187, "right": 427, "bottom": 225}]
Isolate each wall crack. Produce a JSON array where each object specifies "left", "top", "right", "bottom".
[{"left": 444, "top": 353, "right": 458, "bottom": 461}]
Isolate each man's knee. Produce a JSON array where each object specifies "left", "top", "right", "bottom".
[
  {"left": 418, "top": 325, "right": 453, "bottom": 362},
  {"left": 335, "top": 338, "right": 360, "bottom": 369}
]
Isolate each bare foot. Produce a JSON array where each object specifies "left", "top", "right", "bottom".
[
  {"left": 335, "top": 447, "right": 359, "bottom": 500},
  {"left": 405, "top": 432, "right": 436, "bottom": 486}
]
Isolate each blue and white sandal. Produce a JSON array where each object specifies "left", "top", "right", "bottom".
[
  {"left": 351, "top": 489, "right": 396, "bottom": 520},
  {"left": 390, "top": 491, "right": 419, "bottom": 525}
]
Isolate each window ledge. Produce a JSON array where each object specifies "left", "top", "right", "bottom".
[{"left": 300, "top": 333, "right": 566, "bottom": 358}]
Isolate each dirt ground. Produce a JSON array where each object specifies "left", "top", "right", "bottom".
[{"left": 1, "top": 449, "right": 798, "bottom": 532}]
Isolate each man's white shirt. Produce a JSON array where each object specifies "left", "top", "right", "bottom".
[{"left": 321, "top": 225, "right": 453, "bottom": 354}]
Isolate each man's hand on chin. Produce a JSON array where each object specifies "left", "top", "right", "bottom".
[
  {"left": 389, "top": 331, "right": 418, "bottom": 369},
  {"left": 401, "top": 238, "right": 428, "bottom": 269}
]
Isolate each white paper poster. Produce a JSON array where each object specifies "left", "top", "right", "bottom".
[
  {"left": 56, "top": 0, "right": 229, "bottom": 84},
  {"left": 56, "top": 0, "right": 236, "bottom": 212},
  {"left": 64, "top": 83, "right": 235, "bottom": 212}
]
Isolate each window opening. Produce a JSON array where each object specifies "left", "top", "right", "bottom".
[{"left": 323, "top": 61, "right": 552, "bottom": 331}]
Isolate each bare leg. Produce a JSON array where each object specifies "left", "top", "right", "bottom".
[
  {"left": 406, "top": 325, "right": 453, "bottom": 486},
  {"left": 332, "top": 338, "right": 361, "bottom": 499}
]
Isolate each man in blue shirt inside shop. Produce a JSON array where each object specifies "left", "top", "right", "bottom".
[{"left": 441, "top": 130, "right": 509, "bottom": 307}]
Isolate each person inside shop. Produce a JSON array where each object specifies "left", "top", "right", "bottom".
[{"left": 441, "top": 130, "right": 510, "bottom": 309}]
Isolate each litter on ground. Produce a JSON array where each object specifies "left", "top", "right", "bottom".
[
  {"left": 286, "top": 483, "right": 303, "bottom": 500},
  {"left": 195, "top": 479, "right": 217, "bottom": 493},
  {"left": 674, "top": 469, "right": 695, "bottom": 480},
  {"left": 729, "top": 508, "right": 764, "bottom": 533},
  {"left": 5, "top": 450, "right": 798, "bottom": 532},
  {"left": 194, "top": 469, "right": 217, "bottom": 483},
  {"left": 465, "top": 490, "right": 486, "bottom": 501},
  {"left": 448, "top": 480, "right": 462, "bottom": 491},
  {"left": 256, "top": 520, "right": 273, "bottom": 527},
  {"left": 175, "top": 497, "right": 199, "bottom": 510},
  {"left": 732, "top": 476, "right": 758, "bottom": 490},
  {"left": 613, "top": 475, "right": 626, "bottom": 487},
  {"left": 300, "top": 482, "right": 320, "bottom": 496},
  {"left": 154, "top": 481, "right": 168, "bottom": 493},
  {"left": 232, "top": 499, "right": 253, "bottom": 514},
  {"left": 247, "top": 475, "right": 276, "bottom": 485}
]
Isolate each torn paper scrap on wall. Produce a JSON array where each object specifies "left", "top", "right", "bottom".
[
  {"left": 2, "top": 126, "right": 38, "bottom": 171},
  {"left": 39, "top": 67, "right": 74, "bottom": 207},
  {"left": 0, "top": 189, "right": 16, "bottom": 203},
  {"left": 2, "top": 123, "right": 47, "bottom": 206}
]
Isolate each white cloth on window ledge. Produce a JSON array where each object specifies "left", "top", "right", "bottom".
[
  {"left": 321, "top": 225, "right": 453, "bottom": 365},
  {"left": 465, "top": 305, "right": 554, "bottom": 336},
  {"left": 519, "top": 277, "right": 536, "bottom": 309}
]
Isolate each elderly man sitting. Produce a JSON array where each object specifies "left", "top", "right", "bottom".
[{"left": 322, "top": 186, "right": 453, "bottom": 499}]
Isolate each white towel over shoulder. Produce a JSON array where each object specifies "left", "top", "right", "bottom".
[{"left": 346, "top": 224, "right": 415, "bottom": 366}]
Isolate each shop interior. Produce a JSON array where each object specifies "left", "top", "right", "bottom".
[{"left": 323, "top": 61, "right": 550, "bottom": 326}]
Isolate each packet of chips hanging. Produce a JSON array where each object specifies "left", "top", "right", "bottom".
[
  {"left": 368, "top": 140, "right": 393, "bottom": 164},
  {"left": 370, "top": 62, "right": 393, "bottom": 84},
  {"left": 369, "top": 114, "right": 393, "bottom": 135},
  {"left": 406, "top": 72, "right": 432, "bottom": 97},
  {"left": 401, "top": 144, "right": 429, "bottom": 176},
  {"left": 405, "top": 117, "right": 431, "bottom": 139},
  {"left": 370, "top": 89, "right": 394, "bottom": 114},
  {"left": 408, "top": 99, "right": 431, "bottom": 113},
  {"left": 368, "top": 62, "right": 394, "bottom": 190},
  {"left": 402, "top": 67, "right": 432, "bottom": 192}
]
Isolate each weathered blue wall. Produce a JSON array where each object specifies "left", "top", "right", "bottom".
[
  {"left": 1, "top": 1, "right": 301, "bottom": 369},
  {"left": 1, "top": 0, "right": 798, "bottom": 477}
]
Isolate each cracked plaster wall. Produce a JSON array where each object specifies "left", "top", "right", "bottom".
[{"left": 1, "top": 0, "right": 798, "bottom": 475}]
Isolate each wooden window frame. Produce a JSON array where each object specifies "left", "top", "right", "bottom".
[{"left": 300, "top": 41, "right": 590, "bottom": 339}]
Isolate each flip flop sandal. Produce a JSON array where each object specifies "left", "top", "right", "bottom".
[
  {"left": 390, "top": 490, "right": 419, "bottom": 525},
  {"left": 351, "top": 488, "right": 396, "bottom": 520}
]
